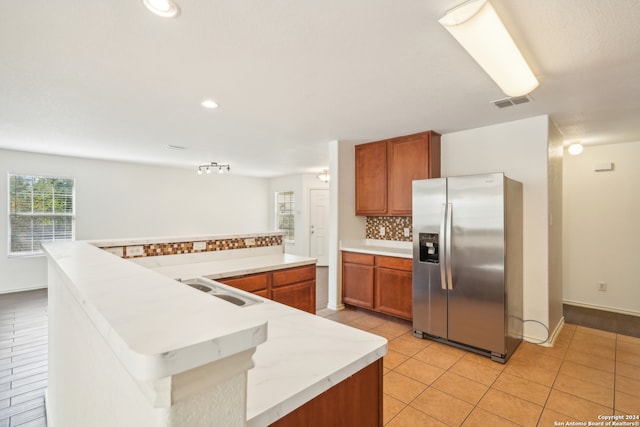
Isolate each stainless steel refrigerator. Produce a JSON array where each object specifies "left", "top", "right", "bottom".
[{"left": 412, "top": 172, "right": 523, "bottom": 363}]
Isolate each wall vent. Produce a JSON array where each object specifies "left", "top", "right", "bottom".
[{"left": 491, "top": 95, "right": 532, "bottom": 108}]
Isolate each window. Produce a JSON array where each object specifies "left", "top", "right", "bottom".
[
  {"left": 275, "top": 191, "right": 295, "bottom": 242},
  {"left": 8, "top": 174, "right": 75, "bottom": 256}
]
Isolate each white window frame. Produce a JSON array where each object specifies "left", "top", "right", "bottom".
[
  {"left": 7, "top": 173, "right": 76, "bottom": 257},
  {"left": 275, "top": 191, "right": 295, "bottom": 243}
]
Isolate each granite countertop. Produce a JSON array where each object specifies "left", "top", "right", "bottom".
[{"left": 340, "top": 239, "right": 413, "bottom": 259}]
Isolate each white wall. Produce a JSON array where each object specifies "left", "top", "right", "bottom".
[
  {"left": 547, "top": 120, "right": 564, "bottom": 333},
  {"left": 442, "top": 115, "right": 555, "bottom": 342},
  {"left": 327, "top": 140, "right": 366, "bottom": 310},
  {"left": 563, "top": 141, "right": 640, "bottom": 316},
  {"left": 267, "top": 174, "right": 329, "bottom": 258},
  {"left": 0, "top": 149, "right": 270, "bottom": 293}
]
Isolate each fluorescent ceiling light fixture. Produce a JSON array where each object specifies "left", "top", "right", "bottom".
[
  {"left": 143, "top": 0, "right": 180, "bottom": 18},
  {"left": 439, "top": 0, "right": 539, "bottom": 97},
  {"left": 201, "top": 99, "right": 219, "bottom": 109},
  {"left": 568, "top": 143, "right": 584, "bottom": 155}
]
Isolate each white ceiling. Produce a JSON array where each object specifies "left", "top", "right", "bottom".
[{"left": 1, "top": 0, "right": 640, "bottom": 177}]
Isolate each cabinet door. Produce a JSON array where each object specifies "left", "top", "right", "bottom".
[
  {"left": 342, "top": 262, "right": 375, "bottom": 309},
  {"left": 272, "top": 281, "right": 316, "bottom": 314},
  {"left": 355, "top": 140, "right": 388, "bottom": 215},
  {"left": 374, "top": 267, "right": 412, "bottom": 320},
  {"left": 388, "top": 131, "right": 440, "bottom": 216},
  {"left": 217, "top": 273, "right": 269, "bottom": 294}
]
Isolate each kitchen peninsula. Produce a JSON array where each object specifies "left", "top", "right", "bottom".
[{"left": 43, "top": 232, "right": 387, "bottom": 427}]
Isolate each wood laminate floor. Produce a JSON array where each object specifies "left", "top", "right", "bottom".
[{"left": 0, "top": 289, "right": 48, "bottom": 427}]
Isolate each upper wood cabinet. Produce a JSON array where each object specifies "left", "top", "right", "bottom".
[
  {"left": 355, "top": 140, "right": 388, "bottom": 215},
  {"left": 355, "top": 131, "right": 441, "bottom": 216}
]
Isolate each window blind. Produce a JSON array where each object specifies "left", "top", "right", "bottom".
[
  {"left": 275, "top": 191, "right": 295, "bottom": 241},
  {"left": 8, "top": 174, "right": 75, "bottom": 256}
]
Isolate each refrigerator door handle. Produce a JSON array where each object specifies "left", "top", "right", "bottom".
[
  {"left": 440, "top": 204, "right": 447, "bottom": 290},
  {"left": 445, "top": 203, "right": 453, "bottom": 290}
]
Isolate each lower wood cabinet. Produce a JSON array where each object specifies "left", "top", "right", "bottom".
[
  {"left": 217, "top": 264, "right": 316, "bottom": 314},
  {"left": 342, "top": 251, "right": 412, "bottom": 320},
  {"left": 342, "top": 252, "right": 375, "bottom": 309},
  {"left": 269, "top": 358, "right": 382, "bottom": 427}
]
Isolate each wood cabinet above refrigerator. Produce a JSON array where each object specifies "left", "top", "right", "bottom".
[{"left": 355, "top": 131, "right": 441, "bottom": 216}]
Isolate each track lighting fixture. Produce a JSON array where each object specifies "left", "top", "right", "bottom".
[{"left": 197, "top": 162, "right": 231, "bottom": 175}]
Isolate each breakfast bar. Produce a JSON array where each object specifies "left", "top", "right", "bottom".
[{"left": 42, "top": 234, "right": 387, "bottom": 427}]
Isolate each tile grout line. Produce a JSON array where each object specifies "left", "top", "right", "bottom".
[{"left": 537, "top": 324, "right": 576, "bottom": 426}]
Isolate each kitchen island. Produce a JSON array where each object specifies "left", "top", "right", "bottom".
[{"left": 43, "top": 235, "right": 387, "bottom": 427}]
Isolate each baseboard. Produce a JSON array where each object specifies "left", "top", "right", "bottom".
[
  {"left": 0, "top": 284, "right": 47, "bottom": 294},
  {"left": 326, "top": 303, "right": 345, "bottom": 311},
  {"left": 543, "top": 316, "right": 565, "bottom": 348},
  {"left": 564, "top": 300, "right": 640, "bottom": 318}
]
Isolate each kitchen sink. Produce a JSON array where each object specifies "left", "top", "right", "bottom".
[{"left": 179, "top": 277, "right": 262, "bottom": 308}]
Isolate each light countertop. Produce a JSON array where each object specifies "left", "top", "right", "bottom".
[
  {"left": 148, "top": 253, "right": 317, "bottom": 281},
  {"left": 149, "top": 254, "right": 386, "bottom": 426},
  {"left": 42, "top": 241, "right": 269, "bottom": 381},
  {"left": 341, "top": 239, "right": 413, "bottom": 259},
  {"left": 87, "top": 231, "right": 285, "bottom": 247},
  {"left": 43, "top": 240, "right": 387, "bottom": 427}
]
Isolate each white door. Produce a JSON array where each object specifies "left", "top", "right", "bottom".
[{"left": 309, "top": 189, "right": 329, "bottom": 266}]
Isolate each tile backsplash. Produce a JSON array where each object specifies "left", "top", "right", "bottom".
[
  {"left": 366, "top": 216, "right": 412, "bottom": 242},
  {"left": 99, "top": 234, "right": 283, "bottom": 258}
]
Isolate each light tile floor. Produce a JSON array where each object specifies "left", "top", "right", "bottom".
[
  {"left": 318, "top": 307, "right": 640, "bottom": 427},
  {"left": 2, "top": 290, "right": 639, "bottom": 427}
]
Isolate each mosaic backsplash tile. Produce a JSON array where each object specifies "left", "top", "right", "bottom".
[
  {"left": 100, "top": 235, "right": 283, "bottom": 258},
  {"left": 366, "top": 216, "right": 412, "bottom": 242}
]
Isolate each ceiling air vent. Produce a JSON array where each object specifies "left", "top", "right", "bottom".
[{"left": 491, "top": 95, "right": 532, "bottom": 108}]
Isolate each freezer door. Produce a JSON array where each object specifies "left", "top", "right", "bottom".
[
  {"left": 447, "top": 173, "right": 506, "bottom": 354},
  {"left": 412, "top": 178, "right": 447, "bottom": 338}
]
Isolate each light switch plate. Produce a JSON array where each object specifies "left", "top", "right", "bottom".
[
  {"left": 193, "top": 241, "right": 207, "bottom": 251},
  {"left": 244, "top": 238, "right": 256, "bottom": 246},
  {"left": 126, "top": 245, "right": 144, "bottom": 257},
  {"left": 404, "top": 228, "right": 410, "bottom": 237}
]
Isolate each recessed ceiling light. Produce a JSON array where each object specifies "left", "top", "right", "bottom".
[
  {"left": 568, "top": 143, "right": 584, "bottom": 155},
  {"left": 201, "top": 99, "right": 219, "bottom": 109},
  {"left": 143, "top": 0, "right": 180, "bottom": 18}
]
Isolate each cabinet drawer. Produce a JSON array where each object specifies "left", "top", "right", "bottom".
[
  {"left": 273, "top": 265, "right": 316, "bottom": 288},
  {"left": 217, "top": 273, "right": 269, "bottom": 293},
  {"left": 342, "top": 251, "right": 375, "bottom": 266},
  {"left": 375, "top": 255, "right": 412, "bottom": 271}
]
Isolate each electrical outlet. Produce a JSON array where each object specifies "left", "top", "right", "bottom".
[
  {"left": 193, "top": 241, "right": 207, "bottom": 251},
  {"left": 126, "top": 245, "right": 144, "bottom": 257},
  {"left": 404, "top": 227, "right": 410, "bottom": 237},
  {"left": 379, "top": 226, "right": 385, "bottom": 236},
  {"left": 244, "top": 238, "right": 256, "bottom": 246},
  {"left": 598, "top": 281, "right": 607, "bottom": 292}
]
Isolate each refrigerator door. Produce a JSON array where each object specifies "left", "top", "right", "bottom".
[
  {"left": 412, "top": 178, "right": 447, "bottom": 338},
  {"left": 447, "top": 173, "right": 506, "bottom": 354}
]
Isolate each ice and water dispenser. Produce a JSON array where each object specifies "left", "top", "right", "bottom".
[{"left": 419, "top": 233, "right": 439, "bottom": 264}]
